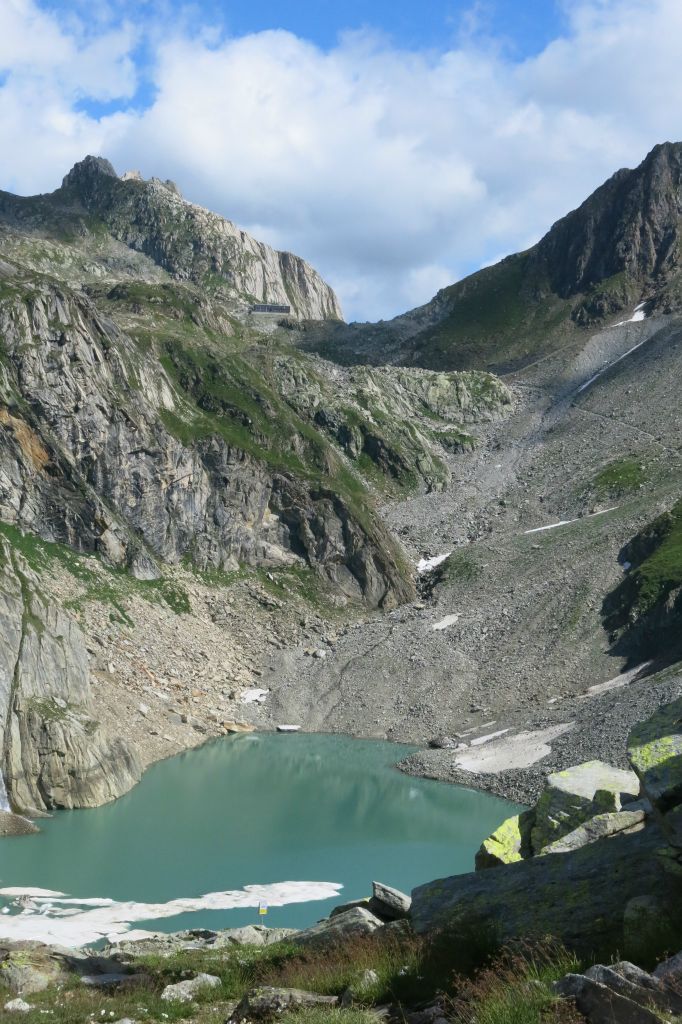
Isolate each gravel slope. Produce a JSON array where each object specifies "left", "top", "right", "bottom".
[{"left": 252, "top": 313, "right": 682, "bottom": 800}]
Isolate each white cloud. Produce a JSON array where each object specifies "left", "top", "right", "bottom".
[{"left": 1, "top": 0, "right": 682, "bottom": 320}]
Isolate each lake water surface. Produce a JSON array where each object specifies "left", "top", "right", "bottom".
[{"left": 0, "top": 733, "right": 516, "bottom": 943}]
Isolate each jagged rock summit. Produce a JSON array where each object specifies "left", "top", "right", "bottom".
[{"left": 18, "top": 154, "right": 343, "bottom": 322}]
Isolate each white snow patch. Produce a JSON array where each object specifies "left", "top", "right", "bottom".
[
  {"left": 240, "top": 688, "right": 269, "bottom": 705},
  {"left": 524, "top": 506, "right": 618, "bottom": 535},
  {"left": 577, "top": 328, "right": 652, "bottom": 393},
  {"left": 469, "top": 728, "right": 510, "bottom": 747},
  {"left": 417, "top": 552, "right": 451, "bottom": 573},
  {"left": 0, "top": 880, "right": 343, "bottom": 948},
  {"left": 578, "top": 661, "right": 652, "bottom": 700},
  {"left": 276, "top": 724, "right": 301, "bottom": 732},
  {"left": 454, "top": 724, "right": 573, "bottom": 773},
  {"left": 431, "top": 613, "right": 459, "bottom": 631},
  {"left": 0, "top": 887, "right": 66, "bottom": 899}
]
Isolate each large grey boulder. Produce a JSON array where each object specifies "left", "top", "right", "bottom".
[
  {"left": 105, "top": 925, "right": 297, "bottom": 959},
  {"left": 654, "top": 950, "right": 682, "bottom": 983},
  {"left": 0, "top": 942, "right": 69, "bottom": 995},
  {"left": 160, "top": 972, "right": 220, "bottom": 1003},
  {"left": 584, "top": 963, "right": 682, "bottom": 1014},
  {"left": 292, "top": 906, "right": 384, "bottom": 949},
  {"left": 330, "top": 898, "right": 371, "bottom": 918},
  {"left": 411, "top": 821, "right": 676, "bottom": 954},
  {"left": 539, "top": 808, "right": 646, "bottom": 855},
  {"left": 530, "top": 760, "right": 640, "bottom": 853},
  {"left": 554, "top": 973, "right": 665, "bottom": 1023},
  {"left": 233, "top": 987, "right": 338, "bottom": 1020},
  {"left": 368, "top": 881, "right": 411, "bottom": 920},
  {"left": 628, "top": 697, "right": 682, "bottom": 846}
]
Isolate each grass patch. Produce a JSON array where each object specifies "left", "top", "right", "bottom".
[
  {"left": 0, "top": 519, "right": 191, "bottom": 620},
  {"left": 602, "top": 499, "right": 682, "bottom": 659},
  {"left": 438, "top": 551, "right": 482, "bottom": 585},
  {"left": 448, "top": 943, "right": 582, "bottom": 1024},
  {"left": 590, "top": 458, "right": 646, "bottom": 497},
  {"left": 410, "top": 255, "right": 575, "bottom": 373}
]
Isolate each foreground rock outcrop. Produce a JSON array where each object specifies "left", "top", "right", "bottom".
[{"left": 413, "top": 696, "right": 682, "bottom": 957}]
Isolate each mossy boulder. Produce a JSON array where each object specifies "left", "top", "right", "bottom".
[
  {"left": 412, "top": 821, "right": 678, "bottom": 955},
  {"left": 530, "top": 760, "right": 639, "bottom": 853},
  {"left": 628, "top": 696, "right": 682, "bottom": 846},
  {"left": 475, "top": 809, "right": 534, "bottom": 869},
  {"left": 539, "top": 808, "right": 646, "bottom": 855}
]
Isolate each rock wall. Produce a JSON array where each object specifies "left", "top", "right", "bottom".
[
  {"left": 0, "top": 283, "right": 412, "bottom": 607},
  {"left": 0, "top": 537, "right": 140, "bottom": 813}
]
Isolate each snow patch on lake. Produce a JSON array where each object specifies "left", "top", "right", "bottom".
[{"left": 0, "top": 880, "right": 343, "bottom": 948}]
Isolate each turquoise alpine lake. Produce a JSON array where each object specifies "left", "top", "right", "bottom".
[{"left": 0, "top": 733, "right": 517, "bottom": 938}]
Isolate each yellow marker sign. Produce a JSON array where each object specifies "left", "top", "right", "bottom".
[{"left": 258, "top": 900, "right": 268, "bottom": 916}]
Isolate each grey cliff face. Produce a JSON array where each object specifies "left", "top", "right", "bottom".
[
  {"left": 0, "top": 282, "right": 413, "bottom": 605},
  {"left": 0, "top": 537, "right": 140, "bottom": 813},
  {"left": 0, "top": 154, "right": 512, "bottom": 810}
]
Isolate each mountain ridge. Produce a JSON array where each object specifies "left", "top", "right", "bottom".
[
  {"left": 302, "top": 141, "right": 682, "bottom": 373},
  {"left": 1, "top": 154, "right": 344, "bottom": 322}
]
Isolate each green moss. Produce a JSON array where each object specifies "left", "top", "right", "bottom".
[
  {"left": 437, "top": 551, "right": 482, "bottom": 585},
  {"left": 591, "top": 457, "right": 646, "bottom": 496},
  {"left": 26, "top": 697, "right": 71, "bottom": 722}
]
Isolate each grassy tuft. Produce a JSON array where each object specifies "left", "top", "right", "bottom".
[{"left": 448, "top": 943, "right": 582, "bottom": 1024}]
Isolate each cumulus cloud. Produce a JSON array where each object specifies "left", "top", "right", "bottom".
[{"left": 1, "top": 0, "right": 682, "bottom": 320}]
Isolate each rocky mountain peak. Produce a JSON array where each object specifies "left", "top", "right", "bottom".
[
  {"left": 50, "top": 153, "right": 343, "bottom": 320},
  {"left": 61, "top": 154, "right": 118, "bottom": 191},
  {"left": 532, "top": 140, "right": 682, "bottom": 309}
]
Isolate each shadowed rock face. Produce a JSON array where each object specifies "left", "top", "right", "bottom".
[
  {"left": 532, "top": 142, "right": 682, "bottom": 311},
  {"left": 0, "top": 538, "right": 141, "bottom": 813},
  {"left": 411, "top": 822, "right": 673, "bottom": 955}
]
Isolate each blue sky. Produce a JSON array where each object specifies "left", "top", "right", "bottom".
[
  {"left": 45, "top": 0, "right": 564, "bottom": 56},
  {"left": 1, "top": 1, "right": 681, "bottom": 320}
]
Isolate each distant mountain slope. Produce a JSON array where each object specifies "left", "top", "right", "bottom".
[{"left": 306, "top": 142, "right": 682, "bottom": 372}]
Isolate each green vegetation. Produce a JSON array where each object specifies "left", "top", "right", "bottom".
[
  {"left": 448, "top": 944, "right": 581, "bottom": 1024},
  {"left": 0, "top": 520, "right": 191, "bottom": 620},
  {"left": 602, "top": 499, "right": 682, "bottom": 659},
  {"left": 11, "top": 933, "right": 591, "bottom": 1024},
  {"left": 591, "top": 457, "right": 646, "bottom": 497},
  {"left": 627, "top": 499, "right": 682, "bottom": 614},
  {"left": 438, "top": 551, "right": 482, "bottom": 586},
  {"left": 410, "top": 256, "right": 574, "bottom": 372}
]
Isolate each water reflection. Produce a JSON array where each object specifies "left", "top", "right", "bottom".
[{"left": 0, "top": 733, "right": 517, "bottom": 932}]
